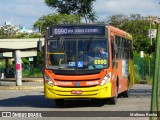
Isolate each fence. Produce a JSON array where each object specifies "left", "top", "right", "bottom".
[{"left": 134, "top": 53, "right": 155, "bottom": 83}]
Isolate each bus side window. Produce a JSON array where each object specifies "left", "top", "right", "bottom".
[
  {"left": 111, "top": 36, "right": 115, "bottom": 60},
  {"left": 115, "top": 36, "right": 121, "bottom": 59},
  {"left": 111, "top": 36, "right": 118, "bottom": 60}
]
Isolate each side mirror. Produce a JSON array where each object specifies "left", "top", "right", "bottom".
[{"left": 37, "top": 40, "right": 42, "bottom": 52}]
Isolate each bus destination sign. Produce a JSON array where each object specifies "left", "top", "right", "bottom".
[{"left": 50, "top": 26, "right": 105, "bottom": 36}]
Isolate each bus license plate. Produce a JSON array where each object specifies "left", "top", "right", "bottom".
[{"left": 71, "top": 90, "right": 82, "bottom": 95}]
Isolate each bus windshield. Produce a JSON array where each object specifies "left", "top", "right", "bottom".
[{"left": 46, "top": 38, "right": 109, "bottom": 70}]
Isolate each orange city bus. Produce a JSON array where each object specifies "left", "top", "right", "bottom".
[{"left": 37, "top": 24, "right": 134, "bottom": 106}]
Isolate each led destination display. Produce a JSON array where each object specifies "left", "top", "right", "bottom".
[{"left": 50, "top": 26, "right": 105, "bottom": 36}]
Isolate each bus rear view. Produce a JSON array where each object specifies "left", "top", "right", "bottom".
[{"left": 38, "top": 24, "right": 134, "bottom": 106}]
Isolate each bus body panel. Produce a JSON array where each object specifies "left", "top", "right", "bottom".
[
  {"left": 44, "top": 83, "right": 112, "bottom": 99},
  {"left": 108, "top": 25, "right": 134, "bottom": 94},
  {"left": 44, "top": 68, "right": 114, "bottom": 99}
]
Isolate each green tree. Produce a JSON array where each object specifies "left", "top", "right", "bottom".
[
  {"left": 0, "top": 25, "right": 19, "bottom": 38},
  {"left": 105, "top": 14, "right": 128, "bottom": 28},
  {"left": 87, "top": 11, "right": 98, "bottom": 23},
  {"left": 104, "top": 14, "right": 155, "bottom": 53},
  {"left": 33, "top": 13, "right": 80, "bottom": 33},
  {"left": 44, "top": 0, "right": 96, "bottom": 23}
]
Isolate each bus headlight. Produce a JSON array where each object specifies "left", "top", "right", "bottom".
[
  {"left": 100, "top": 72, "right": 111, "bottom": 86},
  {"left": 44, "top": 74, "right": 54, "bottom": 86}
]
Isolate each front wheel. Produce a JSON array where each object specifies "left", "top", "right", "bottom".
[
  {"left": 108, "top": 85, "right": 118, "bottom": 105},
  {"left": 55, "top": 99, "right": 64, "bottom": 107}
]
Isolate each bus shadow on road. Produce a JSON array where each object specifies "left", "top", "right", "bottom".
[
  {"left": 56, "top": 99, "right": 107, "bottom": 108},
  {"left": 0, "top": 95, "right": 54, "bottom": 108},
  {"left": 0, "top": 95, "right": 106, "bottom": 108}
]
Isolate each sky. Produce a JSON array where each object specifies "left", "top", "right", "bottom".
[{"left": 0, "top": 0, "right": 160, "bottom": 29}]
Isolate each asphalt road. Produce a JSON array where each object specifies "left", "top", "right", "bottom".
[{"left": 0, "top": 84, "right": 153, "bottom": 120}]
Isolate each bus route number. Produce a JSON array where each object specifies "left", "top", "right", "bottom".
[{"left": 94, "top": 59, "right": 107, "bottom": 65}]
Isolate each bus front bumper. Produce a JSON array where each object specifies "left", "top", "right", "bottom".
[{"left": 44, "top": 83, "right": 112, "bottom": 99}]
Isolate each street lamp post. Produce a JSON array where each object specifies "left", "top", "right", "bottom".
[
  {"left": 147, "top": 16, "right": 152, "bottom": 78},
  {"left": 148, "top": 16, "right": 153, "bottom": 45}
]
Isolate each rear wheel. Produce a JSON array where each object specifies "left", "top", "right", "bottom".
[
  {"left": 55, "top": 99, "right": 64, "bottom": 107},
  {"left": 121, "top": 76, "right": 130, "bottom": 97},
  {"left": 121, "top": 90, "right": 129, "bottom": 97}
]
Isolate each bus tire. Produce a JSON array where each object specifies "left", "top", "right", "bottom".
[
  {"left": 120, "top": 76, "right": 130, "bottom": 98},
  {"left": 121, "top": 90, "right": 129, "bottom": 97},
  {"left": 109, "top": 84, "right": 118, "bottom": 105},
  {"left": 121, "top": 75, "right": 130, "bottom": 97},
  {"left": 55, "top": 99, "right": 64, "bottom": 107}
]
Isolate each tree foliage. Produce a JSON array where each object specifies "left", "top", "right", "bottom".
[
  {"left": 0, "top": 25, "right": 19, "bottom": 38},
  {"left": 0, "top": 25, "right": 41, "bottom": 39},
  {"left": 103, "top": 14, "right": 156, "bottom": 53},
  {"left": 44, "top": 0, "right": 97, "bottom": 23},
  {"left": 33, "top": 13, "right": 80, "bottom": 33}
]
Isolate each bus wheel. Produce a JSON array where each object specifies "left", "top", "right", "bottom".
[
  {"left": 121, "top": 76, "right": 130, "bottom": 97},
  {"left": 121, "top": 90, "right": 129, "bottom": 97},
  {"left": 121, "top": 84, "right": 129, "bottom": 97},
  {"left": 55, "top": 99, "right": 64, "bottom": 107},
  {"left": 109, "top": 85, "right": 118, "bottom": 105}
]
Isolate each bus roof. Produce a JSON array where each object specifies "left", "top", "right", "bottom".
[{"left": 108, "top": 25, "right": 133, "bottom": 40}]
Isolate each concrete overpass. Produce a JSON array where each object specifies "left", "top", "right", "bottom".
[
  {"left": 0, "top": 51, "right": 37, "bottom": 58},
  {"left": 0, "top": 38, "right": 44, "bottom": 86},
  {"left": 0, "top": 38, "right": 44, "bottom": 55}
]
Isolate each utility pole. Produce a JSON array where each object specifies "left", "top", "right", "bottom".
[
  {"left": 147, "top": 16, "right": 153, "bottom": 78},
  {"left": 158, "top": 22, "right": 160, "bottom": 120},
  {"left": 149, "top": 16, "right": 152, "bottom": 77},
  {"left": 158, "top": 5, "right": 160, "bottom": 120},
  {"left": 147, "top": 16, "right": 157, "bottom": 78},
  {"left": 150, "top": 19, "right": 160, "bottom": 120}
]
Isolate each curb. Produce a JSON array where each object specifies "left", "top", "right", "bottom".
[
  {"left": 23, "top": 80, "right": 43, "bottom": 82},
  {"left": 0, "top": 79, "right": 43, "bottom": 82},
  {"left": 0, "top": 86, "right": 44, "bottom": 90}
]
